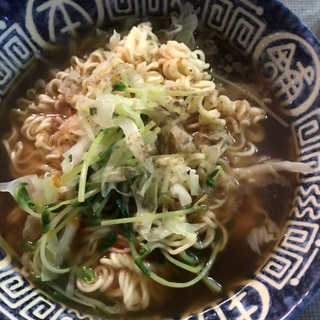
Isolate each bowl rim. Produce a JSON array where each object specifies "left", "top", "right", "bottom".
[{"left": 0, "top": 0, "right": 320, "bottom": 319}]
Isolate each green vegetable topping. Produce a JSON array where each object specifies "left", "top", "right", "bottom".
[
  {"left": 76, "top": 266, "right": 96, "bottom": 284},
  {"left": 89, "top": 107, "right": 97, "bottom": 115},
  {"left": 19, "top": 240, "right": 37, "bottom": 252},
  {"left": 205, "top": 166, "right": 221, "bottom": 189},
  {"left": 112, "top": 81, "right": 127, "bottom": 92},
  {"left": 15, "top": 183, "right": 38, "bottom": 214},
  {"left": 41, "top": 210, "right": 51, "bottom": 234}
]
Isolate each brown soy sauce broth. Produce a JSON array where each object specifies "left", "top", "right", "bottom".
[{"left": 0, "top": 24, "right": 298, "bottom": 319}]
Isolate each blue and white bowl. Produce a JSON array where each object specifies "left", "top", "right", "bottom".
[{"left": 0, "top": 0, "right": 319, "bottom": 319}]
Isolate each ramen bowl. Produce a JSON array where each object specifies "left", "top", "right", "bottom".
[{"left": 0, "top": 0, "right": 319, "bottom": 319}]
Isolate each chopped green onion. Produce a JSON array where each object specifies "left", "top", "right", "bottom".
[
  {"left": 148, "top": 245, "right": 222, "bottom": 291},
  {"left": 135, "top": 259, "right": 150, "bottom": 276},
  {"left": 128, "top": 240, "right": 150, "bottom": 276},
  {"left": 116, "top": 199, "right": 134, "bottom": 239},
  {"left": 19, "top": 240, "right": 37, "bottom": 252},
  {"left": 202, "top": 276, "right": 222, "bottom": 293},
  {"left": 112, "top": 81, "right": 127, "bottom": 92},
  {"left": 15, "top": 183, "right": 38, "bottom": 216},
  {"left": 137, "top": 242, "right": 150, "bottom": 259},
  {"left": 205, "top": 166, "right": 221, "bottom": 189},
  {"left": 178, "top": 250, "right": 199, "bottom": 266},
  {"left": 161, "top": 250, "right": 202, "bottom": 273},
  {"left": 76, "top": 266, "right": 96, "bottom": 284},
  {"left": 98, "top": 142, "right": 116, "bottom": 162},
  {"left": 89, "top": 107, "right": 97, "bottom": 115},
  {"left": 41, "top": 210, "right": 51, "bottom": 234}
]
